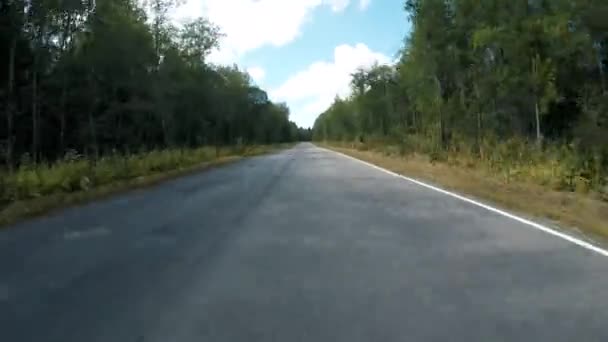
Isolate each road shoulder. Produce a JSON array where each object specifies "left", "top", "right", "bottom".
[{"left": 319, "top": 143, "right": 608, "bottom": 246}]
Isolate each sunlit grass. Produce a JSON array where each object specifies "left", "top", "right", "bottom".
[
  {"left": 1, "top": 147, "right": 217, "bottom": 203},
  {"left": 0, "top": 144, "right": 291, "bottom": 226}
]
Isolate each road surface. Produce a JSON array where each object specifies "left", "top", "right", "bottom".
[{"left": 1, "top": 143, "right": 608, "bottom": 341}]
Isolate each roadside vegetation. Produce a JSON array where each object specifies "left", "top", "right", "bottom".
[
  {"left": 0, "top": 145, "right": 290, "bottom": 226},
  {"left": 0, "top": 145, "right": 285, "bottom": 204},
  {"left": 0, "top": 0, "right": 311, "bottom": 224},
  {"left": 314, "top": 1, "right": 608, "bottom": 236}
]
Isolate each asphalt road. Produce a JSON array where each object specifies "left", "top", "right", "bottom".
[{"left": 2, "top": 143, "right": 608, "bottom": 341}]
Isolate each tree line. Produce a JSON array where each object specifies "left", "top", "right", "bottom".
[
  {"left": 313, "top": 0, "right": 608, "bottom": 190},
  {"left": 0, "top": 0, "right": 308, "bottom": 171}
]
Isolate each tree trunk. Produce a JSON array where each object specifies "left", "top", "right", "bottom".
[
  {"left": 88, "top": 103, "right": 98, "bottom": 160},
  {"left": 535, "top": 98, "right": 542, "bottom": 148},
  {"left": 161, "top": 113, "right": 170, "bottom": 147},
  {"left": 60, "top": 76, "right": 67, "bottom": 154},
  {"left": 32, "top": 70, "right": 39, "bottom": 163},
  {"left": 215, "top": 133, "right": 220, "bottom": 157},
  {"left": 31, "top": 19, "right": 48, "bottom": 164},
  {"left": 384, "top": 83, "right": 390, "bottom": 136},
  {"left": 59, "top": 12, "right": 73, "bottom": 154},
  {"left": 434, "top": 76, "right": 446, "bottom": 149},
  {"left": 474, "top": 83, "right": 483, "bottom": 158},
  {"left": 88, "top": 73, "right": 99, "bottom": 160},
  {"left": 439, "top": 106, "right": 446, "bottom": 149},
  {"left": 6, "top": 36, "right": 17, "bottom": 171},
  {"left": 477, "top": 111, "right": 483, "bottom": 157}
]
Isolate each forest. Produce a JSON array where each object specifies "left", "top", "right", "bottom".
[
  {"left": 313, "top": 0, "right": 608, "bottom": 194},
  {"left": 0, "top": 0, "right": 312, "bottom": 209},
  {"left": 0, "top": 0, "right": 309, "bottom": 168}
]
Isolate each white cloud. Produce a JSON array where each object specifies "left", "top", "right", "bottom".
[
  {"left": 359, "top": 0, "right": 371, "bottom": 10},
  {"left": 171, "top": 0, "right": 356, "bottom": 64},
  {"left": 168, "top": 2, "right": 382, "bottom": 127},
  {"left": 328, "top": 0, "right": 350, "bottom": 12},
  {"left": 247, "top": 67, "right": 266, "bottom": 84},
  {"left": 270, "top": 43, "right": 389, "bottom": 128}
]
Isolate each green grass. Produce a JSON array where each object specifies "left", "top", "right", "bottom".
[{"left": 0, "top": 144, "right": 291, "bottom": 227}]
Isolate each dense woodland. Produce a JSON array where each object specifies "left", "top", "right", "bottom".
[
  {"left": 0, "top": 0, "right": 309, "bottom": 171},
  {"left": 314, "top": 0, "right": 608, "bottom": 193}
]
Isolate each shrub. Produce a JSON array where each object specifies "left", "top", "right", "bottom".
[
  {"left": 0, "top": 146, "right": 265, "bottom": 206},
  {"left": 336, "top": 135, "right": 607, "bottom": 199}
]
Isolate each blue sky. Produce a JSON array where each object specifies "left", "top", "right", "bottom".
[{"left": 172, "top": 0, "right": 410, "bottom": 128}]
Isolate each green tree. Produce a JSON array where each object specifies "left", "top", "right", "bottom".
[
  {"left": 314, "top": 0, "right": 608, "bottom": 189},
  {"left": 0, "top": 0, "right": 303, "bottom": 172}
]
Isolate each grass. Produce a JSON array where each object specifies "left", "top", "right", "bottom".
[
  {"left": 320, "top": 142, "right": 608, "bottom": 241},
  {"left": 0, "top": 144, "right": 291, "bottom": 227}
]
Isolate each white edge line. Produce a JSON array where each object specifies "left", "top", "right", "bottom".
[{"left": 320, "top": 147, "right": 608, "bottom": 257}]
